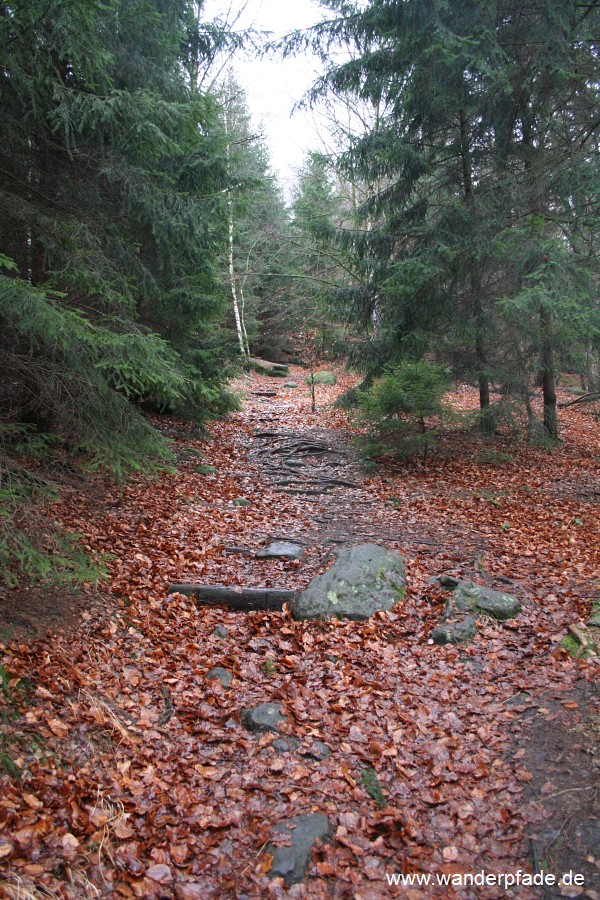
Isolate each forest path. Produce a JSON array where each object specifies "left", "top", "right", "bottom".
[{"left": 229, "top": 371, "right": 600, "bottom": 897}]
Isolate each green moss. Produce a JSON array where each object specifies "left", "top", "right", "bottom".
[
  {"left": 560, "top": 635, "right": 585, "bottom": 658},
  {"left": 389, "top": 579, "right": 406, "bottom": 600},
  {"left": 262, "top": 657, "right": 277, "bottom": 676},
  {"left": 0, "top": 750, "right": 21, "bottom": 780},
  {"left": 306, "top": 371, "right": 337, "bottom": 385},
  {"left": 361, "top": 767, "right": 386, "bottom": 808}
]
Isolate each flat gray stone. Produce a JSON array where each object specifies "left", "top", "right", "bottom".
[
  {"left": 436, "top": 577, "right": 521, "bottom": 620},
  {"left": 283, "top": 382, "right": 298, "bottom": 388},
  {"left": 463, "top": 658, "right": 484, "bottom": 674},
  {"left": 432, "top": 616, "right": 478, "bottom": 645},
  {"left": 257, "top": 541, "right": 304, "bottom": 561},
  {"left": 213, "top": 625, "right": 229, "bottom": 638},
  {"left": 207, "top": 667, "right": 233, "bottom": 687},
  {"left": 241, "top": 703, "right": 286, "bottom": 734},
  {"left": 267, "top": 813, "right": 332, "bottom": 885},
  {"left": 293, "top": 543, "right": 406, "bottom": 621},
  {"left": 272, "top": 737, "right": 301, "bottom": 753},
  {"left": 232, "top": 498, "right": 252, "bottom": 507}
]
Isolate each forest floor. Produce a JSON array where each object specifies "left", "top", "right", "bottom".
[{"left": 0, "top": 367, "right": 599, "bottom": 899}]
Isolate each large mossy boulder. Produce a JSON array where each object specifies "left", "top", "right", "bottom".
[
  {"left": 293, "top": 544, "right": 406, "bottom": 621},
  {"left": 436, "top": 575, "right": 521, "bottom": 620}
]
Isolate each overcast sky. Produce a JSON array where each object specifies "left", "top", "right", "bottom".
[{"left": 201, "top": 0, "right": 328, "bottom": 195}]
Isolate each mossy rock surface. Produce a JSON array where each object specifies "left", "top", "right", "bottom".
[
  {"left": 437, "top": 576, "right": 521, "bottom": 620},
  {"left": 293, "top": 543, "right": 406, "bottom": 621},
  {"left": 305, "top": 371, "right": 337, "bottom": 386},
  {"left": 587, "top": 609, "right": 600, "bottom": 628},
  {"left": 194, "top": 464, "right": 217, "bottom": 475}
]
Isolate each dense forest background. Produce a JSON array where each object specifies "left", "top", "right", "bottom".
[{"left": 1, "top": 0, "right": 599, "bottom": 586}]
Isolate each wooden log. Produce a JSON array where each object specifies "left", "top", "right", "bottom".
[{"left": 168, "top": 583, "right": 296, "bottom": 611}]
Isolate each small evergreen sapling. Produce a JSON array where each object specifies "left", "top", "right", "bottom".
[{"left": 356, "top": 361, "right": 451, "bottom": 462}]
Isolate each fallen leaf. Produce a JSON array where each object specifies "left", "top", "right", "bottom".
[{"left": 146, "top": 863, "right": 172, "bottom": 884}]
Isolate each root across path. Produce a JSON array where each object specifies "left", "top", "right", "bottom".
[{"left": 0, "top": 365, "right": 598, "bottom": 898}]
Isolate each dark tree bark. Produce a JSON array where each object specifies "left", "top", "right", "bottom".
[
  {"left": 168, "top": 584, "right": 296, "bottom": 611},
  {"left": 459, "top": 107, "right": 489, "bottom": 410},
  {"left": 540, "top": 305, "right": 558, "bottom": 439}
]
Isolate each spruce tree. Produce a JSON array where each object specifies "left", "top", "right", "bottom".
[
  {"left": 287, "top": 0, "right": 600, "bottom": 436},
  {"left": 0, "top": 0, "right": 232, "bottom": 471},
  {"left": 0, "top": 0, "right": 235, "bottom": 582}
]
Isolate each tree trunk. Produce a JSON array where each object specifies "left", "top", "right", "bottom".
[
  {"left": 476, "top": 329, "right": 490, "bottom": 410},
  {"left": 224, "top": 107, "right": 249, "bottom": 362},
  {"left": 540, "top": 305, "right": 558, "bottom": 439},
  {"left": 459, "top": 108, "right": 489, "bottom": 410}
]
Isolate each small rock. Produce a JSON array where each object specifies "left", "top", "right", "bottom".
[
  {"left": 241, "top": 703, "right": 286, "bottom": 734},
  {"left": 194, "top": 465, "right": 217, "bottom": 475},
  {"left": 272, "top": 737, "right": 301, "bottom": 753},
  {"left": 474, "top": 587, "right": 521, "bottom": 620},
  {"left": 432, "top": 615, "right": 478, "bottom": 645},
  {"left": 587, "top": 610, "right": 600, "bottom": 628},
  {"left": 232, "top": 498, "right": 252, "bottom": 507},
  {"left": 462, "top": 657, "right": 484, "bottom": 674},
  {"left": 213, "top": 625, "right": 229, "bottom": 639},
  {"left": 267, "top": 813, "right": 332, "bottom": 885},
  {"left": 283, "top": 382, "right": 298, "bottom": 388},
  {"left": 257, "top": 541, "right": 304, "bottom": 561},
  {"left": 436, "top": 577, "right": 521, "bottom": 620},
  {"left": 207, "top": 667, "right": 233, "bottom": 687},
  {"left": 302, "top": 741, "right": 330, "bottom": 761},
  {"left": 437, "top": 574, "right": 461, "bottom": 588}
]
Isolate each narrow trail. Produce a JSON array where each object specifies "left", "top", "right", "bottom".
[{"left": 0, "top": 366, "right": 598, "bottom": 899}]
